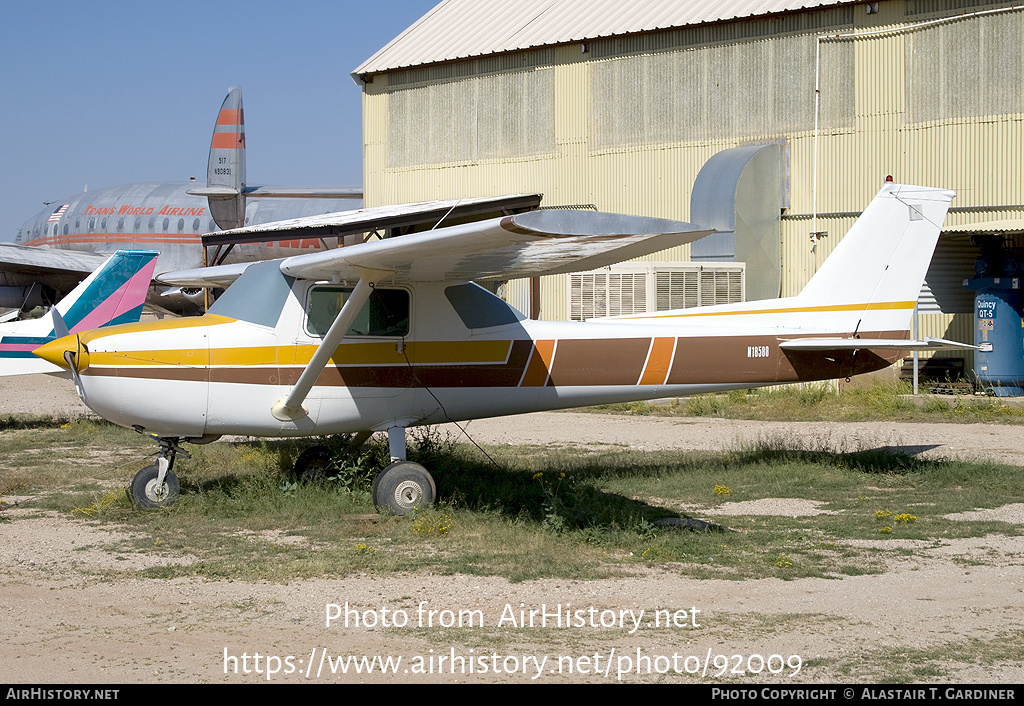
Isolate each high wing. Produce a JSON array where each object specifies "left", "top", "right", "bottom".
[
  {"left": 160, "top": 209, "right": 713, "bottom": 286},
  {"left": 197, "top": 193, "right": 542, "bottom": 245}
]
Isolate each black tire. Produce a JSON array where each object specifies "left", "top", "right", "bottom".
[
  {"left": 294, "top": 445, "right": 333, "bottom": 480},
  {"left": 129, "top": 464, "right": 179, "bottom": 509},
  {"left": 371, "top": 461, "right": 436, "bottom": 515}
]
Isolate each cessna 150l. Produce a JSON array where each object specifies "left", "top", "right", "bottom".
[
  {"left": 34, "top": 183, "right": 969, "bottom": 513},
  {"left": 1, "top": 250, "right": 157, "bottom": 376}
]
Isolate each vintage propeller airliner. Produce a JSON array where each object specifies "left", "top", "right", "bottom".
[{"left": 34, "top": 183, "right": 968, "bottom": 512}]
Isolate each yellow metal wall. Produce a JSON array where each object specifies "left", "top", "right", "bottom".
[{"left": 362, "top": 0, "right": 1024, "bottom": 337}]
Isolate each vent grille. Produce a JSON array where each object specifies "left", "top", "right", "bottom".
[{"left": 570, "top": 264, "right": 744, "bottom": 321}]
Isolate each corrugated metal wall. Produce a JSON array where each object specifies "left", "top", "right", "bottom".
[{"left": 362, "top": 0, "right": 1024, "bottom": 362}]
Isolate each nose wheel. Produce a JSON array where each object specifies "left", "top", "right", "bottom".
[
  {"left": 129, "top": 435, "right": 187, "bottom": 509},
  {"left": 130, "top": 464, "right": 180, "bottom": 508}
]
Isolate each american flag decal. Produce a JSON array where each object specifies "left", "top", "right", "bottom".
[{"left": 47, "top": 205, "right": 69, "bottom": 223}]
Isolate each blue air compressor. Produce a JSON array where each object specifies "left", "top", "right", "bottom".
[{"left": 965, "top": 235, "right": 1024, "bottom": 396}]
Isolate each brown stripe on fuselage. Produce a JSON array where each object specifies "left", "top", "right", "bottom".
[
  {"left": 305, "top": 339, "right": 535, "bottom": 389},
  {"left": 547, "top": 338, "right": 650, "bottom": 387},
  {"left": 83, "top": 367, "right": 210, "bottom": 382}
]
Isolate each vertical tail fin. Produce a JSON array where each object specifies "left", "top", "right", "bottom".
[
  {"left": 770, "top": 181, "right": 954, "bottom": 336},
  {"left": 57, "top": 250, "right": 160, "bottom": 333},
  {"left": 0, "top": 250, "right": 158, "bottom": 376},
  {"left": 188, "top": 87, "right": 247, "bottom": 230},
  {"left": 799, "top": 184, "right": 954, "bottom": 307}
]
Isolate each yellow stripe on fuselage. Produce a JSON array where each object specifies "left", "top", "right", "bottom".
[
  {"left": 616, "top": 301, "right": 916, "bottom": 321},
  {"left": 78, "top": 314, "right": 237, "bottom": 345},
  {"left": 87, "top": 339, "right": 514, "bottom": 368}
]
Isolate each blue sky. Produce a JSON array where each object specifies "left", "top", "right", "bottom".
[{"left": 0, "top": 0, "right": 438, "bottom": 241}]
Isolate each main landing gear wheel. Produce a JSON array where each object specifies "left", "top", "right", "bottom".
[
  {"left": 372, "top": 461, "right": 436, "bottom": 515},
  {"left": 129, "top": 464, "right": 180, "bottom": 509},
  {"left": 293, "top": 445, "right": 333, "bottom": 480}
]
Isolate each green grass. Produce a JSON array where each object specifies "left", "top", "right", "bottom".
[
  {"left": 590, "top": 380, "right": 1024, "bottom": 423},
  {"left": 5, "top": 417, "right": 1022, "bottom": 583},
  {"left": 0, "top": 416, "right": 152, "bottom": 496}
]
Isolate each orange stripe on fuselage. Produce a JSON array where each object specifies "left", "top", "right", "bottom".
[
  {"left": 22, "top": 232, "right": 203, "bottom": 247},
  {"left": 639, "top": 336, "right": 676, "bottom": 385},
  {"left": 519, "top": 340, "right": 555, "bottom": 387}
]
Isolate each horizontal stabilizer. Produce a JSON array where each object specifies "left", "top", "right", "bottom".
[
  {"left": 780, "top": 337, "right": 978, "bottom": 351},
  {"left": 191, "top": 185, "right": 360, "bottom": 204},
  {"left": 242, "top": 186, "right": 363, "bottom": 199},
  {"left": 157, "top": 262, "right": 252, "bottom": 288},
  {"left": 187, "top": 186, "right": 240, "bottom": 199}
]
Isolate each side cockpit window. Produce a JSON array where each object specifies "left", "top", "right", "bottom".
[{"left": 306, "top": 286, "right": 410, "bottom": 338}]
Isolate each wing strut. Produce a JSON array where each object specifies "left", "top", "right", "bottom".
[{"left": 271, "top": 273, "right": 384, "bottom": 421}]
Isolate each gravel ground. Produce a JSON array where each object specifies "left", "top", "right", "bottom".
[{"left": 2, "top": 374, "right": 1023, "bottom": 684}]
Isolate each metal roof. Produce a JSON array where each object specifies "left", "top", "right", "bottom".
[
  {"left": 352, "top": 0, "right": 852, "bottom": 81},
  {"left": 945, "top": 219, "right": 1024, "bottom": 235}
]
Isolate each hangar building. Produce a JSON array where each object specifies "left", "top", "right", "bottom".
[{"left": 352, "top": 0, "right": 1024, "bottom": 378}]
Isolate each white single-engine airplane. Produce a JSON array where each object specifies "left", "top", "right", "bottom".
[{"left": 34, "top": 183, "right": 969, "bottom": 512}]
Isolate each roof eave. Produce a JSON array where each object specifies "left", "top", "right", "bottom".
[{"left": 351, "top": 0, "right": 864, "bottom": 85}]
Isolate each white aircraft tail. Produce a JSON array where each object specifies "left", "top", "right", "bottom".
[{"left": 795, "top": 183, "right": 954, "bottom": 326}]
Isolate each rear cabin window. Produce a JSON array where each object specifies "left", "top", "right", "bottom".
[
  {"left": 306, "top": 286, "right": 410, "bottom": 338},
  {"left": 444, "top": 282, "right": 525, "bottom": 328},
  {"left": 207, "top": 260, "right": 293, "bottom": 329}
]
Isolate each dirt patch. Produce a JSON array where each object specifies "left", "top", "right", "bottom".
[
  {"left": 3, "top": 376, "right": 1024, "bottom": 683},
  {"left": 701, "top": 498, "right": 840, "bottom": 516}
]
